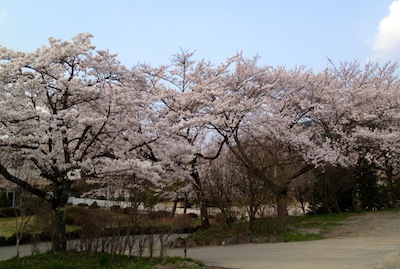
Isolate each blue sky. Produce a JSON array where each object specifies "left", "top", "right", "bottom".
[{"left": 1, "top": 1, "right": 399, "bottom": 71}]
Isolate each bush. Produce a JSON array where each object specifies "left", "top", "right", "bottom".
[
  {"left": 110, "top": 205, "right": 122, "bottom": 212},
  {"left": 146, "top": 211, "right": 170, "bottom": 219},
  {"left": 32, "top": 203, "right": 53, "bottom": 238},
  {"left": 173, "top": 214, "right": 193, "bottom": 231},
  {"left": 88, "top": 202, "right": 99, "bottom": 209},
  {"left": 0, "top": 192, "right": 11, "bottom": 208},
  {"left": 213, "top": 213, "right": 227, "bottom": 224},
  {"left": 65, "top": 205, "right": 89, "bottom": 225},
  {"left": 5, "top": 233, "right": 31, "bottom": 245},
  {"left": 68, "top": 207, "right": 116, "bottom": 241},
  {"left": 121, "top": 207, "right": 139, "bottom": 215},
  {"left": 0, "top": 207, "right": 20, "bottom": 218},
  {"left": 186, "top": 213, "right": 198, "bottom": 219},
  {"left": 0, "top": 236, "right": 6, "bottom": 246}
]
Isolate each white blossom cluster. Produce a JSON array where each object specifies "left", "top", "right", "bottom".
[{"left": 1, "top": 34, "right": 400, "bottom": 207}]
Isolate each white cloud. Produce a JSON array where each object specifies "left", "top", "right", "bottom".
[{"left": 372, "top": 0, "right": 400, "bottom": 61}]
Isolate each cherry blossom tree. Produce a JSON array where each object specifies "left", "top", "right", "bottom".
[
  {"left": 291, "top": 61, "right": 400, "bottom": 210},
  {"left": 0, "top": 34, "right": 159, "bottom": 251},
  {"left": 328, "top": 62, "right": 400, "bottom": 207},
  {"left": 206, "top": 58, "right": 323, "bottom": 216},
  {"left": 141, "top": 50, "right": 232, "bottom": 227},
  {"left": 202, "top": 151, "right": 240, "bottom": 225}
]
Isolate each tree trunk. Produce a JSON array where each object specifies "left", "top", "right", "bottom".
[
  {"left": 191, "top": 167, "right": 210, "bottom": 228},
  {"left": 386, "top": 176, "right": 395, "bottom": 208},
  {"left": 52, "top": 205, "right": 67, "bottom": 251},
  {"left": 248, "top": 216, "right": 255, "bottom": 239},
  {"left": 248, "top": 206, "right": 257, "bottom": 238},
  {"left": 300, "top": 201, "right": 306, "bottom": 215},
  {"left": 385, "top": 161, "right": 395, "bottom": 208},
  {"left": 171, "top": 199, "right": 178, "bottom": 217},
  {"left": 183, "top": 199, "right": 188, "bottom": 214},
  {"left": 16, "top": 239, "right": 20, "bottom": 258},
  {"left": 276, "top": 188, "right": 289, "bottom": 217},
  {"left": 199, "top": 200, "right": 210, "bottom": 228}
]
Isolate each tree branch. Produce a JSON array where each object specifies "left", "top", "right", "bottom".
[{"left": 0, "top": 162, "right": 49, "bottom": 200}]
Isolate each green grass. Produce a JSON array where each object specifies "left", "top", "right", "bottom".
[
  {"left": 190, "top": 211, "right": 356, "bottom": 244},
  {"left": 0, "top": 216, "right": 80, "bottom": 239},
  {"left": 285, "top": 212, "right": 354, "bottom": 231},
  {"left": 0, "top": 251, "right": 203, "bottom": 269},
  {"left": 0, "top": 217, "right": 20, "bottom": 238},
  {"left": 281, "top": 230, "right": 323, "bottom": 242},
  {"left": 380, "top": 206, "right": 400, "bottom": 212}
]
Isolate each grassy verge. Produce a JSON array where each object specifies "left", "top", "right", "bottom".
[
  {"left": 0, "top": 251, "right": 203, "bottom": 269},
  {"left": 0, "top": 209, "right": 358, "bottom": 247},
  {"left": 0, "top": 217, "right": 21, "bottom": 239},
  {"left": 285, "top": 212, "right": 353, "bottom": 231},
  {"left": 0, "top": 216, "right": 80, "bottom": 239},
  {"left": 189, "top": 212, "right": 355, "bottom": 245}
]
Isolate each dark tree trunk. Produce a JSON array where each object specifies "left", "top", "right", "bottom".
[
  {"left": 171, "top": 199, "right": 178, "bottom": 217},
  {"left": 52, "top": 205, "right": 67, "bottom": 251},
  {"left": 51, "top": 181, "right": 70, "bottom": 252},
  {"left": 183, "top": 195, "right": 188, "bottom": 214},
  {"left": 0, "top": 163, "right": 71, "bottom": 251},
  {"left": 248, "top": 205, "right": 257, "bottom": 237},
  {"left": 384, "top": 160, "right": 396, "bottom": 208},
  {"left": 276, "top": 188, "right": 289, "bottom": 217},
  {"left": 386, "top": 174, "right": 395, "bottom": 208},
  {"left": 191, "top": 165, "right": 210, "bottom": 228},
  {"left": 248, "top": 216, "right": 255, "bottom": 239},
  {"left": 199, "top": 198, "right": 210, "bottom": 228}
]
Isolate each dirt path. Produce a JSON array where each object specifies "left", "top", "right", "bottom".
[
  {"left": 169, "top": 211, "right": 400, "bottom": 269},
  {"left": 325, "top": 211, "right": 400, "bottom": 239},
  {"left": 324, "top": 211, "right": 400, "bottom": 269}
]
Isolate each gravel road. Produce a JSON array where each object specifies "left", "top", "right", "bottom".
[{"left": 169, "top": 211, "right": 400, "bottom": 269}]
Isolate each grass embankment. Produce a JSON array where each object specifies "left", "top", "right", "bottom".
[
  {"left": 0, "top": 251, "right": 203, "bottom": 269},
  {"left": 0, "top": 216, "right": 79, "bottom": 239},
  {"left": 0, "top": 217, "right": 20, "bottom": 239},
  {"left": 0, "top": 210, "right": 352, "bottom": 244},
  {"left": 189, "top": 212, "right": 353, "bottom": 245},
  {"left": 281, "top": 212, "right": 351, "bottom": 241}
]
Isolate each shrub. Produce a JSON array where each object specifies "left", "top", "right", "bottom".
[
  {"left": 0, "top": 236, "right": 6, "bottom": 246},
  {"left": 32, "top": 203, "right": 53, "bottom": 238},
  {"left": 121, "top": 207, "right": 139, "bottom": 215},
  {"left": 110, "top": 205, "right": 122, "bottom": 212},
  {"left": 0, "top": 207, "right": 20, "bottom": 218},
  {"left": 5, "top": 233, "right": 31, "bottom": 245},
  {"left": 65, "top": 205, "right": 89, "bottom": 225},
  {"left": 146, "top": 211, "right": 170, "bottom": 219},
  {"left": 173, "top": 214, "right": 193, "bottom": 231},
  {"left": 186, "top": 213, "right": 198, "bottom": 219},
  {"left": 0, "top": 192, "right": 11, "bottom": 208},
  {"left": 88, "top": 202, "right": 99, "bottom": 209},
  {"left": 213, "top": 213, "right": 227, "bottom": 224}
]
